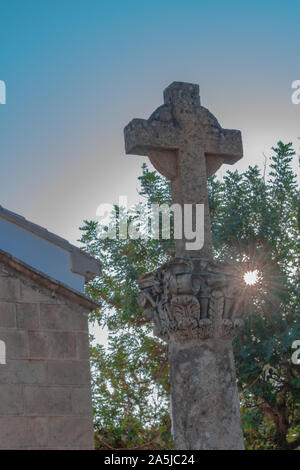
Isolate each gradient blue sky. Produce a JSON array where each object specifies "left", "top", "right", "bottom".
[{"left": 1, "top": 0, "right": 299, "bottom": 245}]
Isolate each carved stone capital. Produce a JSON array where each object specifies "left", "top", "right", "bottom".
[{"left": 138, "top": 257, "right": 248, "bottom": 341}]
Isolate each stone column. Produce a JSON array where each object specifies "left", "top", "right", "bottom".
[
  {"left": 169, "top": 338, "right": 244, "bottom": 450},
  {"left": 125, "top": 81, "right": 247, "bottom": 450},
  {"left": 138, "top": 257, "right": 246, "bottom": 450}
]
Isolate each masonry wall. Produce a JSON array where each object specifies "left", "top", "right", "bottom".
[{"left": 0, "top": 262, "right": 95, "bottom": 449}]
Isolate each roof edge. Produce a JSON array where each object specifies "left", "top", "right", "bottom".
[
  {"left": 0, "top": 205, "right": 102, "bottom": 281},
  {"left": 0, "top": 249, "right": 100, "bottom": 311}
]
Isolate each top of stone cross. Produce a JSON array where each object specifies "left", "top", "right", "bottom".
[
  {"left": 163, "top": 82, "right": 200, "bottom": 107},
  {"left": 124, "top": 81, "right": 243, "bottom": 172}
]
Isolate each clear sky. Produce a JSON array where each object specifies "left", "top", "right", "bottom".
[{"left": 0, "top": 0, "right": 299, "bottom": 246}]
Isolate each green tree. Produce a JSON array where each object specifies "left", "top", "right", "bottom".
[{"left": 80, "top": 141, "right": 300, "bottom": 450}]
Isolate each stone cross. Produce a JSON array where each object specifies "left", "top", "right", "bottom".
[
  {"left": 124, "top": 82, "right": 243, "bottom": 259},
  {"left": 124, "top": 82, "right": 246, "bottom": 450}
]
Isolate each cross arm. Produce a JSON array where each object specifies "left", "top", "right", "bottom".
[
  {"left": 124, "top": 118, "right": 179, "bottom": 156},
  {"left": 204, "top": 127, "right": 243, "bottom": 177},
  {"left": 205, "top": 128, "right": 243, "bottom": 164}
]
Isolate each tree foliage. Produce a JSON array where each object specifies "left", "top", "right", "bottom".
[{"left": 80, "top": 142, "right": 299, "bottom": 450}]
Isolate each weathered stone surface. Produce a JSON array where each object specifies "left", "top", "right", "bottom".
[
  {"left": 24, "top": 386, "right": 72, "bottom": 415},
  {"left": 0, "top": 276, "right": 20, "bottom": 301},
  {"left": 71, "top": 387, "right": 94, "bottom": 416},
  {"left": 28, "top": 331, "right": 77, "bottom": 359},
  {"left": 40, "top": 303, "right": 87, "bottom": 331},
  {"left": 0, "top": 265, "right": 9, "bottom": 276},
  {"left": 0, "top": 359, "right": 47, "bottom": 384},
  {"left": 76, "top": 331, "right": 91, "bottom": 359},
  {"left": 138, "top": 256, "right": 247, "bottom": 449},
  {"left": 0, "top": 384, "right": 24, "bottom": 414},
  {"left": 28, "top": 331, "right": 48, "bottom": 358},
  {"left": 0, "top": 302, "right": 16, "bottom": 328},
  {"left": 138, "top": 257, "right": 247, "bottom": 342},
  {"left": 169, "top": 338, "right": 244, "bottom": 450},
  {"left": 0, "top": 328, "right": 28, "bottom": 358},
  {"left": 125, "top": 82, "right": 246, "bottom": 450},
  {"left": 47, "top": 360, "right": 91, "bottom": 385},
  {"left": 48, "top": 417, "right": 94, "bottom": 449},
  {"left": 0, "top": 260, "right": 95, "bottom": 449},
  {"left": 47, "top": 331, "right": 77, "bottom": 359},
  {"left": 16, "top": 303, "right": 39, "bottom": 329},
  {"left": 0, "top": 417, "right": 48, "bottom": 449},
  {"left": 19, "top": 280, "right": 58, "bottom": 304},
  {"left": 125, "top": 81, "right": 243, "bottom": 259}
]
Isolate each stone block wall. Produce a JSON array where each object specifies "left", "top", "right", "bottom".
[{"left": 0, "top": 262, "right": 95, "bottom": 449}]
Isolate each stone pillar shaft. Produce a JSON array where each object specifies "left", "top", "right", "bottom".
[{"left": 169, "top": 338, "right": 244, "bottom": 450}]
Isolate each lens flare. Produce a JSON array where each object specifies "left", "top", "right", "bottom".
[{"left": 244, "top": 269, "right": 259, "bottom": 286}]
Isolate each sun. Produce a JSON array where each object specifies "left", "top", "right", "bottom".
[{"left": 244, "top": 269, "right": 260, "bottom": 286}]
